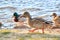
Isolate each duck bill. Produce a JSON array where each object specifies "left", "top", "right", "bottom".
[
  {"left": 20, "top": 15, "right": 25, "bottom": 18},
  {"left": 12, "top": 16, "right": 15, "bottom": 18},
  {"left": 50, "top": 15, "right": 53, "bottom": 17}
]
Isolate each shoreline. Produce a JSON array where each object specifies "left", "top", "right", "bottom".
[{"left": 0, "top": 28, "right": 60, "bottom": 35}]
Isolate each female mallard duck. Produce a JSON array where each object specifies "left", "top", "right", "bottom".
[
  {"left": 13, "top": 12, "right": 24, "bottom": 27},
  {"left": 52, "top": 13, "right": 60, "bottom": 27},
  {"left": 21, "top": 12, "right": 52, "bottom": 33}
]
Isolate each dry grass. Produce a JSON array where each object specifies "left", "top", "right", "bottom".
[{"left": 0, "top": 29, "right": 60, "bottom": 40}]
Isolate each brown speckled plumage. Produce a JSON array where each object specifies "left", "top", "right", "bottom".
[
  {"left": 52, "top": 13, "right": 60, "bottom": 27},
  {"left": 21, "top": 12, "right": 52, "bottom": 33}
]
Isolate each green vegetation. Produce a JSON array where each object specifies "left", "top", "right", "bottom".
[
  {"left": 1, "top": 32, "right": 11, "bottom": 35},
  {"left": 0, "top": 29, "right": 60, "bottom": 40},
  {"left": 18, "top": 33, "right": 60, "bottom": 40}
]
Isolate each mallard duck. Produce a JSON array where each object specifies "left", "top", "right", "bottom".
[
  {"left": 52, "top": 13, "right": 60, "bottom": 27},
  {"left": 13, "top": 12, "right": 20, "bottom": 22},
  {"left": 0, "top": 22, "right": 2, "bottom": 28},
  {"left": 21, "top": 12, "right": 52, "bottom": 33},
  {"left": 13, "top": 12, "right": 25, "bottom": 27}
]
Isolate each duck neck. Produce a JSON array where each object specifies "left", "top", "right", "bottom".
[
  {"left": 26, "top": 16, "right": 32, "bottom": 25},
  {"left": 53, "top": 16, "right": 57, "bottom": 18},
  {"left": 53, "top": 15, "right": 57, "bottom": 18}
]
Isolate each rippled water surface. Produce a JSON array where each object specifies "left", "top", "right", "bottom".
[{"left": 0, "top": 0, "right": 60, "bottom": 28}]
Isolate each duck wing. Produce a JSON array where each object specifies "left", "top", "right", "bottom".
[
  {"left": 31, "top": 17, "right": 53, "bottom": 28},
  {"left": 33, "top": 17, "right": 46, "bottom": 22},
  {"left": 33, "top": 17, "right": 53, "bottom": 24},
  {"left": 31, "top": 18, "right": 45, "bottom": 28}
]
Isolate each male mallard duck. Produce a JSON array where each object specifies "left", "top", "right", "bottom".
[
  {"left": 13, "top": 12, "right": 20, "bottom": 22},
  {"left": 52, "top": 13, "right": 60, "bottom": 27},
  {"left": 13, "top": 12, "right": 24, "bottom": 27},
  {"left": 21, "top": 12, "right": 52, "bottom": 33}
]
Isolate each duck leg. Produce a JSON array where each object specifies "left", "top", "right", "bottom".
[
  {"left": 29, "top": 27, "right": 39, "bottom": 32},
  {"left": 42, "top": 27, "right": 44, "bottom": 34},
  {"left": 29, "top": 27, "right": 44, "bottom": 34},
  {"left": 42, "top": 23, "right": 45, "bottom": 34}
]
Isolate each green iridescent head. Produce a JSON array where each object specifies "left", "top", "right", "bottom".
[{"left": 13, "top": 12, "right": 19, "bottom": 18}]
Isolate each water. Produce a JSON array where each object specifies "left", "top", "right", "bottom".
[{"left": 0, "top": 0, "right": 60, "bottom": 28}]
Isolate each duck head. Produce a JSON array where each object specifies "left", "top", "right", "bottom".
[
  {"left": 13, "top": 12, "right": 19, "bottom": 18},
  {"left": 51, "top": 13, "right": 57, "bottom": 18},
  {"left": 21, "top": 12, "right": 31, "bottom": 19}
]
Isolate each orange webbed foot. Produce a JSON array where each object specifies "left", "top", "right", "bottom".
[
  {"left": 29, "top": 29, "right": 35, "bottom": 32},
  {"left": 29, "top": 28, "right": 39, "bottom": 32}
]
